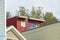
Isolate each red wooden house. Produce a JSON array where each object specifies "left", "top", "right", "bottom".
[{"left": 7, "top": 16, "right": 45, "bottom": 32}]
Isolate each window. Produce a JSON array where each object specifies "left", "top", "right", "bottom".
[
  {"left": 21, "top": 21, "right": 26, "bottom": 27},
  {"left": 30, "top": 23, "right": 38, "bottom": 29},
  {"left": 36, "top": 25, "right": 38, "bottom": 27}
]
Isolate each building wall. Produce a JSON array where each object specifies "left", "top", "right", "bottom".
[
  {"left": 7, "top": 17, "right": 41, "bottom": 32},
  {"left": 7, "top": 30, "right": 20, "bottom": 40},
  {"left": 17, "top": 19, "right": 22, "bottom": 32},
  {"left": 28, "top": 20, "right": 40, "bottom": 29},
  {"left": 25, "top": 19, "right": 30, "bottom": 31},
  {"left": 17, "top": 19, "right": 27, "bottom": 32},
  {"left": 0, "top": 0, "right": 5, "bottom": 40},
  {"left": 7, "top": 17, "right": 17, "bottom": 28},
  {"left": 17, "top": 18, "right": 40, "bottom": 32}
]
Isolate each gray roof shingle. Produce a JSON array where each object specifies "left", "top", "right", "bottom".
[{"left": 21, "top": 22, "right": 60, "bottom": 40}]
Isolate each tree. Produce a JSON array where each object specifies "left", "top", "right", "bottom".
[
  {"left": 6, "top": 12, "right": 11, "bottom": 19},
  {"left": 45, "top": 12, "right": 57, "bottom": 24},
  {"left": 25, "top": 9, "right": 29, "bottom": 16},
  {"left": 35, "top": 7, "right": 42, "bottom": 19},
  {"left": 30, "top": 7, "right": 36, "bottom": 18},
  {"left": 41, "top": 12, "right": 57, "bottom": 26},
  {"left": 18, "top": 6, "right": 27, "bottom": 16}
]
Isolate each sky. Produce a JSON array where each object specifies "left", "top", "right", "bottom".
[{"left": 6, "top": 0, "right": 60, "bottom": 18}]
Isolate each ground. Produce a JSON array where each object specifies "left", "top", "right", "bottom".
[{"left": 22, "top": 22, "right": 60, "bottom": 40}]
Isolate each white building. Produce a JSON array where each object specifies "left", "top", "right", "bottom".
[
  {"left": 0, "top": 0, "right": 5, "bottom": 40},
  {"left": 6, "top": 26, "right": 26, "bottom": 40}
]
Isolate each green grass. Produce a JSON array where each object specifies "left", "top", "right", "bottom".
[{"left": 22, "top": 22, "right": 60, "bottom": 40}]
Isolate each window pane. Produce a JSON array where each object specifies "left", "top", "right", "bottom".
[
  {"left": 30, "top": 23, "right": 37, "bottom": 29},
  {"left": 21, "top": 21, "right": 25, "bottom": 27}
]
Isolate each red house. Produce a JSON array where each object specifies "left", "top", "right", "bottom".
[{"left": 7, "top": 16, "right": 45, "bottom": 32}]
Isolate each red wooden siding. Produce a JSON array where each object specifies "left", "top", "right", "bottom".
[
  {"left": 25, "top": 19, "right": 30, "bottom": 31},
  {"left": 7, "top": 17, "right": 17, "bottom": 28},
  {"left": 7, "top": 17, "right": 42, "bottom": 32}
]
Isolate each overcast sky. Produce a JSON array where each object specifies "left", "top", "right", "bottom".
[{"left": 6, "top": 0, "right": 60, "bottom": 18}]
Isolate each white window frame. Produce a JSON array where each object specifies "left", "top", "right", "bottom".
[{"left": 21, "top": 21, "right": 26, "bottom": 27}]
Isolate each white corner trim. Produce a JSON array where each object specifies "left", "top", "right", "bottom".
[{"left": 6, "top": 25, "right": 26, "bottom": 40}]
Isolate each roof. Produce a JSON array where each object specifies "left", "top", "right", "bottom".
[
  {"left": 6, "top": 26, "right": 26, "bottom": 40},
  {"left": 19, "top": 16, "right": 27, "bottom": 19},
  {"left": 19, "top": 16, "right": 45, "bottom": 22},
  {"left": 29, "top": 17, "right": 45, "bottom": 22},
  {"left": 14, "top": 16, "right": 45, "bottom": 22},
  {"left": 21, "top": 22, "right": 60, "bottom": 40},
  {"left": 7, "top": 16, "right": 45, "bottom": 22}
]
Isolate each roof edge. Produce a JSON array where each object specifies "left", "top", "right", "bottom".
[{"left": 6, "top": 25, "right": 26, "bottom": 40}]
